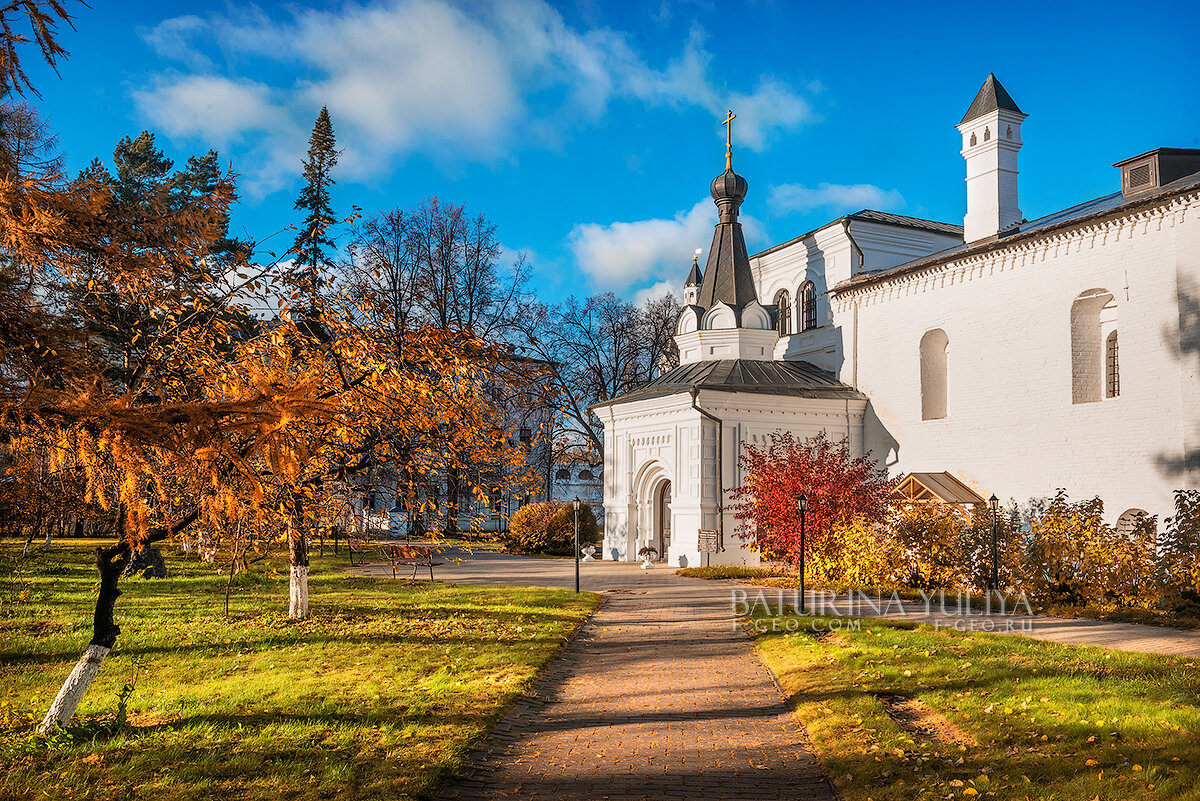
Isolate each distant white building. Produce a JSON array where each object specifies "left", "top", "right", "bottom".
[{"left": 597, "top": 74, "right": 1200, "bottom": 566}]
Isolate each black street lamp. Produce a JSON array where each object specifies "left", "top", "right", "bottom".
[
  {"left": 989, "top": 494, "right": 1000, "bottom": 597},
  {"left": 796, "top": 494, "right": 808, "bottom": 614},
  {"left": 573, "top": 496, "right": 581, "bottom": 594}
]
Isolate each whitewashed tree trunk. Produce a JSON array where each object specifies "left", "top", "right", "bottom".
[
  {"left": 38, "top": 645, "right": 109, "bottom": 733},
  {"left": 289, "top": 565, "right": 310, "bottom": 619},
  {"left": 287, "top": 514, "right": 310, "bottom": 620},
  {"left": 40, "top": 540, "right": 131, "bottom": 733}
]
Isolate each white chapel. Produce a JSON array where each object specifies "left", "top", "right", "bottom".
[{"left": 595, "top": 74, "right": 1200, "bottom": 566}]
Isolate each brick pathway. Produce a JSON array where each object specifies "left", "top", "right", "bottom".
[{"left": 433, "top": 565, "right": 837, "bottom": 801}]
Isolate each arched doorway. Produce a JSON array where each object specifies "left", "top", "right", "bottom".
[{"left": 655, "top": 480, "right": 672, "bottom": 560}]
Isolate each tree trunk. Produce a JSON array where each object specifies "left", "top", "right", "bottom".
[
  {"left": 288, "top": 520, "right": 310, "bottom": 620},
  {"left": 39, "top": 545, "right": 129, "bottom": 733},
  {"left": 446, "top": 466, "right": 460, "bottom": 538}
]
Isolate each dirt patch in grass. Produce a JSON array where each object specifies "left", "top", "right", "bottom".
[
  {"left": 804, "top": 627, "right": 852, "bottom": 647},
  {"left": 876, "top": 694, "right": 976, "bottom": 746}
]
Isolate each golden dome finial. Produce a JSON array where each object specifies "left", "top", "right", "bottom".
[{"left": 722, "top": 109, "right": 737, "bottom": 171}]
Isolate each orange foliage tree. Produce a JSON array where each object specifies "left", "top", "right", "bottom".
[
  {"left": 0, "top": 7, "right": 537, "bottom": 732},
  {"left": 730, "top": 432, "right": 894, "bottom": 568}
]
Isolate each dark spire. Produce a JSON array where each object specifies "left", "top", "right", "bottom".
[
  {"left": 696, "top": 111, "right": 757, "bottom": 310},
  {"left": 685, "top": 251, "right": 702, "bottom": 287},
  {"left": 959, "top": 73, "right": 1023, "bottom": 125}
]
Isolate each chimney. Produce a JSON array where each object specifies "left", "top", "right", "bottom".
[{"left": 957, "top": 74, "right": 1027, "bottom": 243}]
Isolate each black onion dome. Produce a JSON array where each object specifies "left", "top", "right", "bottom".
[{"left": 710, "top": 168, "right": 748, "bottom": 202}]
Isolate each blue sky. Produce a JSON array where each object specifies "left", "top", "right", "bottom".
[{"left": 23, "top": 0, "right": 1200, "bottom": 304}]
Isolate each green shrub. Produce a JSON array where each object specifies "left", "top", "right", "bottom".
[
  {"left": 1159, "top": 489, "right": 1200, "bottom": 611},
  {"left": 1018, "top": 490, "right": 1157, "bottom": 607},
  {"left": 504, "top": 502, "right": 560, "bottom": 554},
  {"left": 543, "top": 503, "right": 599, "bottom": 556},
  {"left": 808, "top": 519, "right": 902, "bottom": 587}
]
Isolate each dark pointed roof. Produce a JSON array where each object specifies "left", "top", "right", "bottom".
[
  {"left": 592, "top": 359, "right": 865, "bottom": 409},
  {"left": 696, "top": 168, "right": 757, "bottom": 309},
  {"left": 959, "top": 73, "right": 1023, "bottom": 125},
  {"left": 685, "top": 257, "right": 702, "bottom": 287}
]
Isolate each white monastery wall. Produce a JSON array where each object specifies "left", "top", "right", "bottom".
[
  {"left": 834, "top": 193, "right": 1200, "bottom": 523},
  {"left": 752, "top": 221, "right": 961, "bottom": 374}
]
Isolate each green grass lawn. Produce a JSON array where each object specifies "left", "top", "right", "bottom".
[
  {"left": 751, "top": 613, "right": 1200, "bottom": 801},
  {"left": 1, "top": 539, "right": 599, "bottom": 800}
]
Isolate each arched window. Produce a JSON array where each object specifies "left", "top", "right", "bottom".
[
  {"left": 1116, "top": 508, "right": 1151, "bottom": 538},
  {"left": 984, "top": 126, "right": 991, "bottom": 141},
  {"left": 800, "top": 281, "right": 817, "bottom": 331},
  {"left": 555, "top": 469, "right": 570, "bottom": 481},
  {"left": 773, "top": 290, "right": 791, "bottom": 335},
  {"left": 578, "top": 470, "right": 594, "bottom": 481},
  {"left": 969, "top": 132, "right": 977, "bottom": 146},
  {"left": 920, "top": 329, "right": 949, "bottom": 420},
  {"left": 1071, "top": 289, "right": 1116, "bottom": 404},
  {"left": 1106, "top": 331, "right": 1120, "bottom": 398}
]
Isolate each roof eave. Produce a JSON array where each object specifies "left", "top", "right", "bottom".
[{"left": 832, "top": 179, "right": 1200, "bottom": 296}]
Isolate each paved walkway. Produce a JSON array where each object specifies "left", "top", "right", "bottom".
[{"left": 361, "top": 552, "right": 837, "bottom": 801}]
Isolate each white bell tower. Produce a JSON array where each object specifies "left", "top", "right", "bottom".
[{"left": 958, "top": 73, "right": 1027, "bottom": 243}]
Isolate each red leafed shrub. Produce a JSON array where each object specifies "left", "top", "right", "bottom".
[{"left": 730, "top": 432, "right": 894, "bottom": 567}]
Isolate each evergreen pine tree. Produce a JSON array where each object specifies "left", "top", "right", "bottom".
[{"left": 291, "top": 107, "right": 338, "bottom": 311}]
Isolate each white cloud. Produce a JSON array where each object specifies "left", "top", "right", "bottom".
[
  {"left": 568, "top": 193, "right": 770, "bottom": 295},
  {"left": 767, "top": 182, "right": 905, "bottom": 215},
  {"left": 139, "top": 15, "right": 213, "bottom": 70},
  {"left": 132, "top": 76, "right": 282, "bottom": 142},
  {"left": 135, "top": 0, "right": 818, "bottom": 188},
  {"left": 568, "top": 198, "right": 715, "bottom": 292},
  {"left": 634, "top": 280, "right": 682, "bottom": 307},
  {"left": 615, "top": 25, "right": 811, "bottom": 151}
]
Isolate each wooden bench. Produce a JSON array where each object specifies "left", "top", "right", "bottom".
[
  {"left": 350, "top": 538, "right": 442, "bottom": 580},
  {"left": 385, "top": 545, "right": 444, "bottom": 581}
]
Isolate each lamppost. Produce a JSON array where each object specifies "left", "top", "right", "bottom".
[
  {"left": 989, "top": 494, "right": 999, "bottom": 598},
  {"left": 573, "top": 496, "right": 581, "bottom": 595},
  {"left": 796, "top": 494, "right": 808, "bottom": 614}
]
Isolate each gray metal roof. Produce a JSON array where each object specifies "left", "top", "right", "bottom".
[
  {"left": 751, "top": 209, "right": 962, "bottom": 261},
  {"left": 847, "top": 209, "right": 963, "bottom": 237},
  {"left": 696, "top": 168, "right": 758, "bottom": 309},
  {"left": 833, "top": 168, "right": 1200, "bottom": 294},
  {"left": 685, "top": 258, "right": 703, "bottom": 287},
  {"left": 959, "top": 73, "right": 1023, "bottom": 125},
  {"left": 593, "top": 359, "right": 865, "bottom": 409}
]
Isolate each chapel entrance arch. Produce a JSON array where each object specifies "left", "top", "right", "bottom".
[
  {"left": 655, "top": 480, "right": 672, "bottom": 560},
  {"left": 632, "top": 461, "right": 671, "bottom": 563}
]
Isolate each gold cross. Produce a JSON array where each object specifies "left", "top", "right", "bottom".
[{"left": 722, "top": 110, "right": 736, "bottom": 170}]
